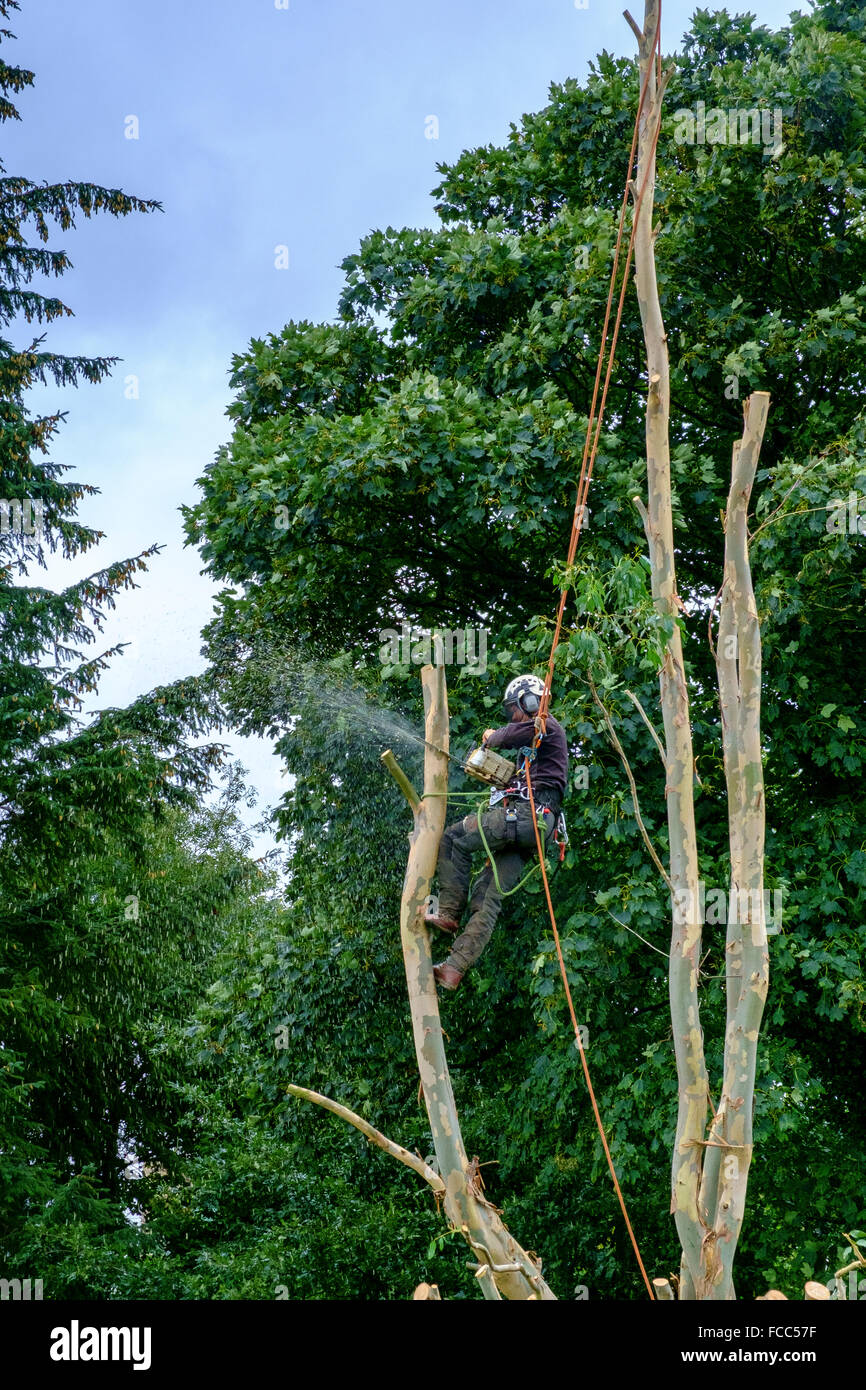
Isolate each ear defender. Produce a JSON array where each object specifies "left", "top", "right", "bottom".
[{"left": 502, "top": 674, "right": 546, "bottom": 717}]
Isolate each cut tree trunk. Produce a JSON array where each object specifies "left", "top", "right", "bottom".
[
  {"left": 383, "top": 662, "right": 555, "bottom": 1300},
  {"left": 629, "top": 0, "right": 707, "bottom": 1298},
  {"left": 697, "top": 392, "right": 770, "bottom": 1299}
]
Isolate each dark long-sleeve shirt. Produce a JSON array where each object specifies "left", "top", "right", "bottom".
[{"left": 485, "top": 714, "right": 569, "bottom": 808}]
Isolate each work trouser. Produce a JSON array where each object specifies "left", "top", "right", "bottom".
[{"left": 435, "top": 799, "right": 556, "bottom": 975}]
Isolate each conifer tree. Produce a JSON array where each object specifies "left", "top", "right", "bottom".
[{"left": 0, "top": 0, "right": 223, "bottom": 1210}]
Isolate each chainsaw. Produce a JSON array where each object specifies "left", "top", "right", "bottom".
[{"left": 462, "top": 745, "right": 518, "bottom": 790}]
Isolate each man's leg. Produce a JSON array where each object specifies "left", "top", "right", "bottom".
[
  {"left": 441, "top": 802, "right": 556, "bottom": 977},
  {"left": 434, "top": 810, "right": 487, "bottom": 922},
  {"left": 445, "top": 843, "right": 527, "bottom": 976}
]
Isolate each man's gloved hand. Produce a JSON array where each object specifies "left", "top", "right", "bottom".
[{"left": 482, "top": 728, "right": 496, "bottom": 743}]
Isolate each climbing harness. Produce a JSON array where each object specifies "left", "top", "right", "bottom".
[
  {"left": 467, "top": 740, "right": 568, "bottom": 886},
  {"left": 472, "top": 790, "right": 559, "bottom": 899},
  {"left": 553, "top": 807, "right": 569, "bottom": 863},
  {"left": 485, "top": 744, "right": 535, "bottom": 804}
]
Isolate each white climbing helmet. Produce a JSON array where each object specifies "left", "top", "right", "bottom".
[{"left": 502, "top": 673, "right": 545, "bottom": 716}]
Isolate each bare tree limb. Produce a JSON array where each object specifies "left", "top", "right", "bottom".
[
  {"left": 625, "top": 687, "right": 667, "bottom": 767},
  {"left": 285, "top": 1083, "right": 446, "bottom": 1193},
  {"left": 623, "top": 9, "right": 644, "bottom": 45},
  {"left": 590, "top": 676, "right": 674, "bottom": 894},
  {"left": 630, "top": 0, "right": 707, "bottom": 1296},
  {"left": 698, "top": 391, "right": 771, "bottom": 1300},
  {"left": 631, "top": 493, "right": 650, "bottom": 533}
]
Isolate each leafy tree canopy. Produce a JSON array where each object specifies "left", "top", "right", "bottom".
[{"left": 183, "top": 0, "right": 866, "bottom": 1297}]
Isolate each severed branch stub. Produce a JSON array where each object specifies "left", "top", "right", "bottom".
[
  {"left": 380, "top": 749, "right": 420, "bottom": 815},
  {"left": 804, "top": 1281, "right": 830, "bottom": 1302},
  {"left": 380, "top": 663, "right": 556, "bottom": 1301}
]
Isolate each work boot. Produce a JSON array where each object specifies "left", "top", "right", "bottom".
[
  {"left": 424, "top": 904, "right": 460, "bottom": 934},
  {"left": 433, "top": 962, "right": 463, "bottom": 990}
]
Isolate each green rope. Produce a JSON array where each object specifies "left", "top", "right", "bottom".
[
  {"left": 423, "top": 789, "right": 559, "bottom": 898},
  {"left": 474, "top": 805, "right": 546, "bottom": 897},
  {"left": 423, "top": 790, "right": 480, "bottom": 800}
]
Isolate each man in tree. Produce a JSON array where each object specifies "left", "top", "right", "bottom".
[{"left": 426, "top": 675, "right": 568, "bottom": 989}]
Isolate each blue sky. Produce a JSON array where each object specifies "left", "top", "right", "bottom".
[{"left": 6, "top": 0, "right": 800, "bottom": 840}]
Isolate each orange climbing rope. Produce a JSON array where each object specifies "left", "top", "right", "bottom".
[{"left": 527, "top": 9, "right": 665, "bottom": 1301}]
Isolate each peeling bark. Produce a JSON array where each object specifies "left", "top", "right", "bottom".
[
  {"left": 630, "top": 0, "right": 707, "bottom": 1295},
  {"left": 698, "top": 392, "right": 771, "bottom": 1300}
]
